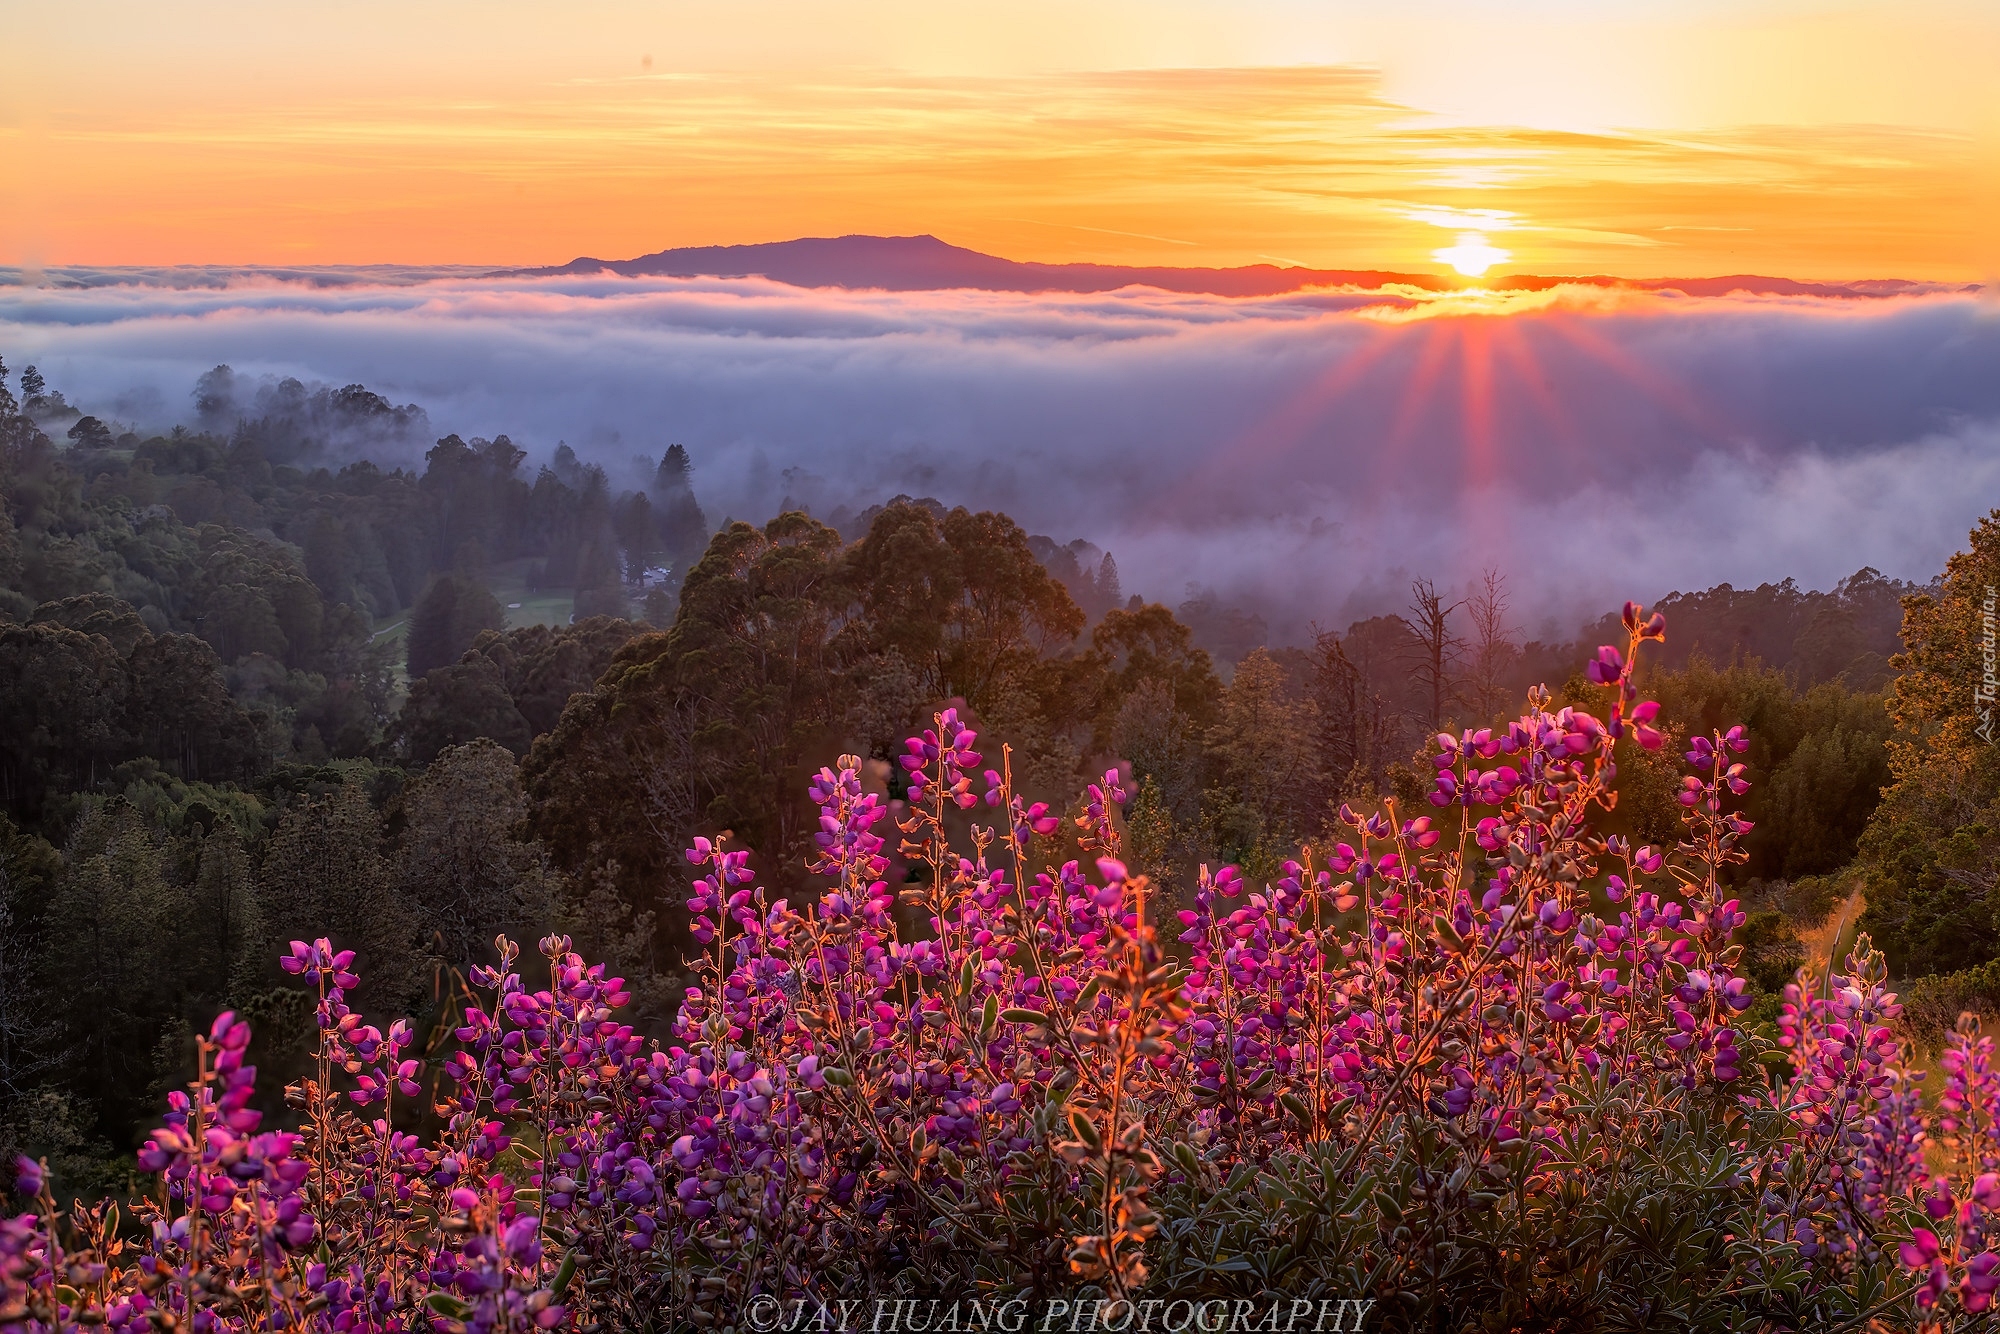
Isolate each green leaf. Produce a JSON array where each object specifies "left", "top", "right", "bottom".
[
  {"left": 550, "top": 1251, "right": 577, "bottom": 1301},
  {"left": 978, "top": 993, "right": 1000, "bottom": 1039},
  {"left": 1000, "top": 1008, "right": 1049, "bottom": 1026},
  {"left": 823, "top": 1066, "right": 856, "bottom": 1087},
  {"left": 426, "top": 1293, "right": 474, "bottom": 1319}
]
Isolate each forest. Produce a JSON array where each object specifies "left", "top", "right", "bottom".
[{"left": 3, "top": 351, "right": 1999, "bottom": 1327}]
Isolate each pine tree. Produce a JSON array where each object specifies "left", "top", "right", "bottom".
[
  {"left": 614, "top": 491, "right": 656, "bottom": 581},
  {"left": 1209, "top": 647, "right": 1321, "bottom": 844},
  {"left": 655, "top": 443, "right": 693, "bottom": 494},
  {"left": 658, "top": 492, "right": 710, "bottom": 570},
  {"left": 1097, "top": 552, "right": 1122, "bottom": 611}
]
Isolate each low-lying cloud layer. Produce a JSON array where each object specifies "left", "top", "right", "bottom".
[{"left": 3, "top": 271, "right": 1995, "bottom": 638}]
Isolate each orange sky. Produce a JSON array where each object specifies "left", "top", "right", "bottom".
[{"left": 4, "top": 1, "right": 1994, "bottom": 277}]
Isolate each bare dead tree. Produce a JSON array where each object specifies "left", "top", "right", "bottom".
[
  {"left": 1403, "top": 578, "right": 1467, "bottom": 732},
  {"left": 1465, "top": 568, "right": 1520, "bottom": 721}
]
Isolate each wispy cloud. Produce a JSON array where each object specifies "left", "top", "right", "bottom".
[{"left": 4, "top": 65, "right": 1984, "bottom": 278}]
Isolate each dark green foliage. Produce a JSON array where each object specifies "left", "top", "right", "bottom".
[
  {"left": 1757, "top": 684, "right": 1896, "bottom": 877},
  {"left": 457, "top": 616, "right": 642, "bottom": 735},
  {"left": 1898, "top": 957, "right": 2000, "bottom": 1036},
  {"left": 524, "top": 504, "right": 1105, "bottom": 972},
  {"left": 0, "top": 614, "right": 266, "bottom": 815},
  {"left": 0, "top": 620, "right": 134, "bottom": 800},
  {"left": 1092, "top": 602, "right": 1222, "bottom": 743},
  {"left": 1860, "top": 511, "right": 2000, "bottom": 978},
  {"left": 390, "top": 657, "right": 533, "bottom": 766},
  {"left": 1203, "top": 647, "right": 1320, "bottom": 873},
  {"left": 66, "top": 416, "right": 113, "bottom": 449},
  {"left": 1619, "top": 659, "right": 1893, "bottom": 881},
  {"left": 652, "top": 444, "right": 709, "bottom": 571},
  {"left": 25, "top": 800, "right": 275, "bottom": 1157},
  {"left": 527, "top": 512, "right": 856, "bottom": 911},
  {"left": 0, "top": 816, "right": 62, "bottom": 1161},
  {"left": 404, "top": 573, "right": 505, "bottom": 679},
  {"left": 1777, "top": 872, "right": 1848, "bottom": 928},
  {"left": 0, "top": 346, "right": 686, "bottom": 1162},
  {"left": 39, "top": 804, "right": 188, "bottom": 1140},
  {"left": 612, "top": 490, "right": 655, "bottom": 581},
  {"left": 1136, "top": 1088, "right": 1882, "bottom": 1330},
  {"left": 31, "top": 591, "right": 150, "bottom": 652},
  {"left": 844, "top": 501, "right": 1085, "bottom": 708},
  {"left": 1736, "top": 909, "right": 1806, "bottom": 994},
  {"left": 395, "top": 740, "right": 557, "bottom": 969},
  {"left": 419, "top": 433, "right": 529, "bottom": 570},
  {"left": 657, "top": 489, "right": 710, "bottom": 571},
  {"left": 1575, "top": 567, "right": 1914, "bottom": 692},
  {"left": 257, "top": 778, "right": 419, "bottom": 1011},
  {"left": 571, "top": 583, "right": 630, "bottom": 620}
]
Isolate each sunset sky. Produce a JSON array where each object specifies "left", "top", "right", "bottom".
[{"left": 5, "top": 0, "right": 1995, "bottom": 277}]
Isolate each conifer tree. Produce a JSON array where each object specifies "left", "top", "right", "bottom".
[{"left": 1860, "top": 510, "right": 2000, "bottom": 975}]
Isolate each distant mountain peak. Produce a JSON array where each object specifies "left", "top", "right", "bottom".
[{"left": 496, "top": 233, "right": 1439, "bottom": 296}]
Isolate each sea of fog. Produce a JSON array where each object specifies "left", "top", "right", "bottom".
[{"left": 2, "top": 268, "right": 1995, "bottom": 639}]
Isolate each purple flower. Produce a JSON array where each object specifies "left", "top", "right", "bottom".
[{"left": 12, "top": 1155, "right": 41, "bottom": 1199}]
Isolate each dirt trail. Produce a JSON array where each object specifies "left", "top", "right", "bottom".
[{"left": 1797, "top": 882, "right": 1865, "bottom": 979}]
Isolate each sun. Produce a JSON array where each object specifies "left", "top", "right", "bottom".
[{"left": 1434, "top": 231, "right": 1510, "bottom": 279}]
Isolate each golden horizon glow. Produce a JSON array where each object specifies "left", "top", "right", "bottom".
[{"left": 4, "top": 2, "right": 1995, "bottom": 277}]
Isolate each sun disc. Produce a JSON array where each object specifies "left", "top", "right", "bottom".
[{"left": 1435, "top": 231, "right": 1510, "bottom": 278}]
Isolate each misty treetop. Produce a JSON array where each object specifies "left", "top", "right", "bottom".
[{"left": 0, "top": 358, "right": 721, "bottom": 775}]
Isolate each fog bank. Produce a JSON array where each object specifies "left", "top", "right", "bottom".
[{"left": 4, "top": 272, "right": 1994, "bottom": 637}]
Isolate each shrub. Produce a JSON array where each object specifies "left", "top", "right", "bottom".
[{"left": 1, "top": 602, "right": 1991, "bottom": 1331}]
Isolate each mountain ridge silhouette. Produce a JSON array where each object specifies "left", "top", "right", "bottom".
[{"left": 496, "top": 232, "right": 1963, "bottom": 299}]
